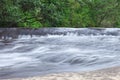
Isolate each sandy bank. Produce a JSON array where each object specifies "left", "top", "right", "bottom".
[{"left": 6, "top": 66, "right": 120, "bottom": 80}]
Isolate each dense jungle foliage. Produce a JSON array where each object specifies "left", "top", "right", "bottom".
[{"left": 0, "top": 0, "right": 120, "bottom": 28}]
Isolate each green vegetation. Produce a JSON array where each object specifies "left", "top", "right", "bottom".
[{"left": 0, "top": 0, "right": 120, "bottom": 28}]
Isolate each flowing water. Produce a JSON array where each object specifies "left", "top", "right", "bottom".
[{"left": 0, "top": 28, "right": 120, "bottom": 79}]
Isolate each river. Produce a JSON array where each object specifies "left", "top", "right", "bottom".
[{"left": 0, "top": 28, "right": 120, "bottom": 79}]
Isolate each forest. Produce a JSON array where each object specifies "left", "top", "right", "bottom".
[{"left": 0, "top": 0, "right": 120, "bottom": 28}]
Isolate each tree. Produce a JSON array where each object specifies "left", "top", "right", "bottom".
[
  {"left": 0, "top": 0, "right": 120, "bottom": 27},
  {"left": 78, "top": 0, "right": 120, "bottom": 27}
]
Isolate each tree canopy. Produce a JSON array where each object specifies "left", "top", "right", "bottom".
[{"left": 0, "top": 0, "right": 120, "bottom": 28}]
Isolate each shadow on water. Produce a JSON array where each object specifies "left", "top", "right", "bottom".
[{"left": 0, "top": 28, "right": 120, "bottom": 40}]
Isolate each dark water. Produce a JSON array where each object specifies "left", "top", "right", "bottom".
[{"left": 0, "top": 28, "right": 120, "bottom": 79}]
